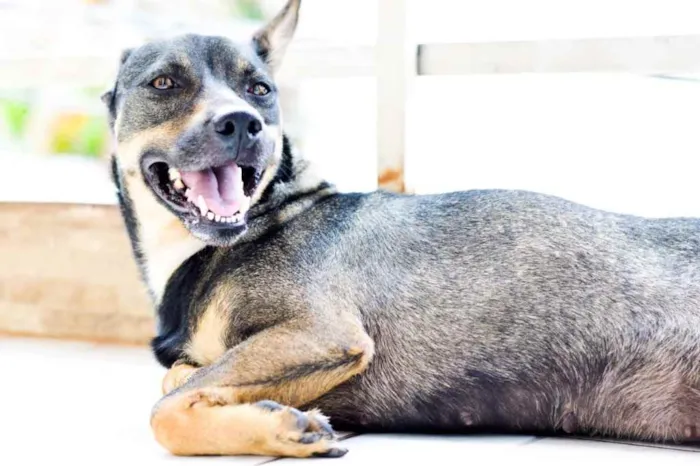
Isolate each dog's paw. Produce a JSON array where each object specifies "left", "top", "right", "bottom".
[
  {"left": 162, "top": 363, "right": 199, "bottom": 395},
  {"left": 253, "top": 400, "right": 348, "bottom": 458}
]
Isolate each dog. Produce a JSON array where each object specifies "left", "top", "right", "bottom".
[{"left": 102, "top": 0, "right": 700, "bottom": 458}]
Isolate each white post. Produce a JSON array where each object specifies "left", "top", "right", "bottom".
[{"left": 376, "top": 0, "right": 414, "bottom": 192}]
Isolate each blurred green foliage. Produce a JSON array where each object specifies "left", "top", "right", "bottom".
[
  {"left": 49, "top": 113, "right": 107, "bottom": 158},
  {"left": 1, "top": 99, "right": 31, "bottom": 140},
  {"left": 230, "top": 0, "right": 265, "bottom": 20}
]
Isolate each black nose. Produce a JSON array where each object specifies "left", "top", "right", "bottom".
[{"left": 213, "top": 111, "right": 263, "bottom": 147}]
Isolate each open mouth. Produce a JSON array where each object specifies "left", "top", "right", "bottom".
[{"left": 147, "top": 160, "right": 262, "bottom": 225}]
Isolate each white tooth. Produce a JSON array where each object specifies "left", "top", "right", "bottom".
[
  {"left": 215, "top": 214, "right": 221, "bottom": 222},
  {"left": 168, "top": 168, "right": 181, "bottom": 181},
  {"left": 197, "top": 195, "right": 208, "bottom": 216},
  {"left": 173, "top": 179, "right": 185, "bottom": 190},
  {"left": 207, "top": 212, "right": 215, "bottom": 220},
  {"left": 225, "top": 216, "right": 233, "bottom": 223}
]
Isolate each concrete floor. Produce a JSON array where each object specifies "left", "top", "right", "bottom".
[{"left": 2, "top": 336, "right": 699, "bottom": 466}]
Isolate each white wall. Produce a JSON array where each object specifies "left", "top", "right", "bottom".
[{"left": 297, "top": 73, "right": 700, "bottom": 219}]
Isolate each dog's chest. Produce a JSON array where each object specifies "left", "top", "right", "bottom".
[{"left": 158, "top": 239, "right": 306, "bottom": 367}]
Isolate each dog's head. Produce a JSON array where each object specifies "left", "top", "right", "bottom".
[{"left": 103, "top": 0, "right": 300, "bottom": 246}]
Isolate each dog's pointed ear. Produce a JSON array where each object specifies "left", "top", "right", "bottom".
[
  {"left": 101, "top": 48, "right": 133, "bottom": 123},
  {"left": 252, "top": 0, "right": 301, "bottom": 72}
]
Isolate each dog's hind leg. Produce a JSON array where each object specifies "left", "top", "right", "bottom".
[
  {"left": 150, "top": 315, "right": 374, "bottom": 457},
  {"left": 564, "top": 344, "right": 700, "bottom": 443}
]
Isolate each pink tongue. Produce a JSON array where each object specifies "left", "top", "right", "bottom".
[{"left": 180, "top": 161, "right": 246, "bottom": 217}]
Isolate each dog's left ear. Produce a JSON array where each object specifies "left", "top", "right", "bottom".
[
  {"left": 252, "top": 0, "right": 301, "bottom": 73},
  {"left": 101, "top": 48, "right": 133, "bottom": 126},
  {"left": 101, "top": 84, "right": 118, "bottom": 129},
  {"left": 101, "top": 85, "right": 117, "bottom": 113}
]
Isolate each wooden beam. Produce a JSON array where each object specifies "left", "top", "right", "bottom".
[
  {"left": 0, "top": 203, "right": 153, "bottom": 344},
  {"left": 376, "top": 0, "right": 415, "bottom": 192},
  {"left": 418, "top": 35, "right": 700, "bottom": 75}
]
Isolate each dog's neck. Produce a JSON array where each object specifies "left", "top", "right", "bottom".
[
  {"left": 112, "top": 135, "right": 335, "bottom": 305},
  {"left": 244, "top": 136, "right": 336, "bottom": 243}
]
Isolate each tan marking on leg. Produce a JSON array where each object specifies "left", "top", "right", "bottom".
[
  {"left": 231, "top": 344, "right": 373, "bottom": 407},
  {"left": 180, "top": 316, "right": 374, "bottom": 409},
  {"left": 186, "top": 304, "right": 230, "bottom": 366},
  {"left": 151, "top": 390, "right": 342, "bottom": 457}
]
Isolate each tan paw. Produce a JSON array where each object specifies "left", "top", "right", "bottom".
[
  {"left": 162, "top": 363, "right": 199, "bottom": 395},
  {"left": 253, "top": 400, "right": 347, "bottom": 458},
  {"left": 151, "top": 392, "right": 347, "bottom": 458}
]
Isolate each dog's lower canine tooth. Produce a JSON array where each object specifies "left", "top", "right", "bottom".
[
  {"left": 197, "top": 195, "right": 208, "bottom": 216},
  {"left": 168, "top": 167, "right": 181, "bottom": 181},
  {"left": 173, "top": 179, "right": 185, "bottom": 191},
  {"left": 207, "top": 212, "right": 215, "bottom": 220}
]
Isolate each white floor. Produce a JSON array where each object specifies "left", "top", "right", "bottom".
[{"left": 2, "top": 337, "right": 699, "bottom": 466}]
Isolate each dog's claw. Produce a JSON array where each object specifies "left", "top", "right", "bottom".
[
  {"left": 313, "top": 447, "right": 348, "bottom": 458},
  {"left": 255, "top": 401, "right": 343, "bottom": 457},
  {"left": 314, "top": 416, "right": 335, "bottom": 438},
  {"left": 255, "top": 400, "right": 284, "bottom": 412},
  {"left": 288, "top": 407, "right": 310, "bottom": 430},
  {"left": 299, "top": 432, "right": 323, "bottom": 444}
]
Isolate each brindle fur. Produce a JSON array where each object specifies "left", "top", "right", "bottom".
[{"left": 104, "top": 0, "right": 700, "bottom": 458}]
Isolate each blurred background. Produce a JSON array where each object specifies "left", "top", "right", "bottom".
[{"left": 2, "top": 0, "right": 700, "bottom": 343}]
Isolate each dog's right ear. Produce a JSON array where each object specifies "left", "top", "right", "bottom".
[
  {"left": 252, "top": 0, "right": 301, "bottom": 73},
  {"left": 101, "top": 48, "right": 133, "bottom": 125}
]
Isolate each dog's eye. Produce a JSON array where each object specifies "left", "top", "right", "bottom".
[
  {"left": 248, "top": 82, "right": 270, "bottom": 96},
  {"left": 151, "top": 76, "right": 175, "bottom": 90}
]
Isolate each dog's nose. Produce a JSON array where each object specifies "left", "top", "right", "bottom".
[{"left": 213, "top": 111, "right": 263, "bottom": 146}]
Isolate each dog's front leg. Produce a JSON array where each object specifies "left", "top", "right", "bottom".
[{"left": 150, "top": 315, "right": 373, "bottom": 458}]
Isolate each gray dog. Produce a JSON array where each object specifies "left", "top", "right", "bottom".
[{"left": 102, "top": 0, "right": 700, "bottom": 458}]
